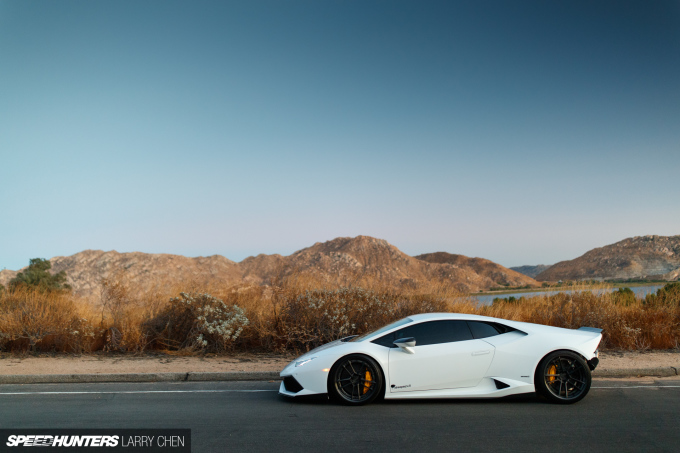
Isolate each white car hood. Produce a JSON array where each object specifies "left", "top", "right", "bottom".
[{"left": 294, "top": 338, "right": 350, "bottom": 361}]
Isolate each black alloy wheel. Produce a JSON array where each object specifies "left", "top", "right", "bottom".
[
  {"left": 535, "top": 350, "right": 592, "bottom": 404},
  {"left": 328, "top": 354, "right": 384, "bottom": 406}
]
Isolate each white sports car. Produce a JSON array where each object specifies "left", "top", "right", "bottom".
[{"left": 280, "top": 313, "right": 602, "bottom": 405}]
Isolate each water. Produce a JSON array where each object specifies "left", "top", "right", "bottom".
[{"left": 472, "top": 284, "right": 667, "bottom": 306}]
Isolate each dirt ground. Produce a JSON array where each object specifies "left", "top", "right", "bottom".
[
  {"left": 0, "top": 350, "right": 677, "bottom": 376},
  {"left": 596, "top": 350, "right": 679, "bottom": 372},
  {"left": 0, "top": 352, "right": 296, "bottom": 375}
]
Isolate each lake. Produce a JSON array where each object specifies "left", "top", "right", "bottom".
[{"left": 471, "top": 284, "right": 667, "bottom": 306}]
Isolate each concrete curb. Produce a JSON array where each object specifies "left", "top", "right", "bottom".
[
  {"left": 0, "top": 367, "right": 677, "bottom": 385},
  {"left": 0, "top": 371, "right": 281, "bottom": 385},
  {"left": 593, "top": 367, "right": 678, "bottom": 378}
]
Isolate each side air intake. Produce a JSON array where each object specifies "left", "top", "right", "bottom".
[{"left": 493, "top": 379, "right": 510, "bottom": 390}]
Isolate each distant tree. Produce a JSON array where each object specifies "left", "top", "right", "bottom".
[
  {"left": 9, "top": 258, "right": 71, "bottom": 293},
  {"left": 644, "top": 282, "right": 680, "bottom": 306},
  {"left": 658, "top": 282, "right": 680, "bottom": 297},
  {"left": 492, "top": 295, "right": 524, "bottom": 306},
  {"left": 612, "top": 287, "right": 636, "bottom": 306}
]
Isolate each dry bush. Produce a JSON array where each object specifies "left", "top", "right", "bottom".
[
  {"left": 144, "top": 292, "right": 249, "bottom": 352},
  {"left": 1, "top": 276, "right": 678, "bottom": 354},
  {"left": 644, "top": 282, "right": 680, "bottom": 306},
  {"left": 265, "top": 286, "right": 449, "bottom": 352},
  {"left": 97, "top": 273, "right": 163, "bottom": 352},
  {"left": 0, "top": 287, "right": 96, "bottom": 352},
  {"left": 481, "top": 287, "right": 680, "bottom": 350}
]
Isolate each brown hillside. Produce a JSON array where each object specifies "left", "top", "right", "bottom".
[
  {"left": 240, "top": 253, "right": 287, "bottom": 284},
  {"left": 239, "top": 236, "right": 466, "bottom": 289},
  {"left": 509, "top": 264, "right": 552, "bottom": 279},
  {"left": 0, "top": 269, "right": 18, "bottom": 288},
  {"left": 0, "top": 236, "right": 540, "bottom": 297},
  {"left": 415, "top": 252, "right": 538, "bottom": 288},
  {"left": 268, "top": 236, "right": 535, "bottom": 293},
  {"left": 536, "top": 235, "right": 680, "bottom": 282},
  {"left": 0, "top": 250, "right": 243, "bottom": 297}
]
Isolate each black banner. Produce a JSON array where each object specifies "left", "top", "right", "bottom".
[{"left": 0, "top": 430, "right": 190, "bottom": 453}]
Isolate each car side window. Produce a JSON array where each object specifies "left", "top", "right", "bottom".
[
  {"left": 467, "top": 321, "right": 511, "bottom": 339},
  {"left": 372, "top": 320, "right": 473, "bottom": 347}
]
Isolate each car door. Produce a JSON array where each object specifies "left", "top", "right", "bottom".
[{"left": 383, "top": 320, "right": 495, "bottom": 393}]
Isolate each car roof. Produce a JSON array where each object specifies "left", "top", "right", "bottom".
[{"left": 407, "top": 313, "right": 502, "bottom": 323}]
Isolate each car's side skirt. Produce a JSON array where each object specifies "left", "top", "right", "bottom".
[{"left": 383, "top": 377, "right": 534, "bottom": 400}]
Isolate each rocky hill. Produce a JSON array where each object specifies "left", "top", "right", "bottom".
[
  {"left": 510, "top": 264, "right": 552, "bottom": 279},
  {"left": 272, "top": 236, "right": 535, "bottom": 291},
  {"left": 1, "top": 250, "right": 242, "bottom": 297},
  {"left": 0, "top": 269, "right": 18, "bottom": 286},
  {"left": 536, "top": 235, "right": 680, "bottom": 282},
  {"left": 416, "top": 253, "right": 538, "bottom": 288},
  {"left": 0, "top": 236, "right": 539, "bottom": 297}
]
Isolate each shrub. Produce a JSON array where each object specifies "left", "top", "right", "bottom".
[
  {"left": 481, "top": 289, "right": 680, "bottom": 350},
  {"left": 146, "top": 292, "right": 249, "bottom": 352},
  {"left": 9, "top": 258, "right": 71, "bottom": 293},
  {"left": 612, "top": 287, "right": 636, "bottom": 306},
  {"left": 645, "top": 282, "right": 680, "bottom": 306},
  {"left": 98, "top": 273, "right": 151, "bottom": 352},
  {"left": 0, "top": 287, "right": 95, "bottom": 352},
  {"left": 274, "top": 287, "right": 448, "bottom": 351},
  {"left": 1, "top": 277, "right": 679, "bottom": 354},
  {"left": 492, "top": 296, "right": 525, "bottom": 305}
]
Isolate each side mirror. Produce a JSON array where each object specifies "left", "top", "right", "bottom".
[{"left": 394, "top": 337, "right": 416, "bottom": 354}]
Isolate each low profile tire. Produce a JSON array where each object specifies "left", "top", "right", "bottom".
[
  {"left": 328, "top": 354, "right": 384, "bottom": 406},
  {"left": 535, "top": 350, "right": 592, "bottom": 404}
]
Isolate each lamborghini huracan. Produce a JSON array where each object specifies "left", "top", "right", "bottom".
[{"left": 279, "top": 313, "right": 602, "bottom": 405}]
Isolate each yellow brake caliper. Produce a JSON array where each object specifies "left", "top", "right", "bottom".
[
  {"left": 548, "top": 364, "right": 557, "bottom": 383},
  {"left": 363, "top": 370, "right": 372, "bottom": 394}
]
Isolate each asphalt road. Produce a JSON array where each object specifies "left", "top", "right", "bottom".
[{"left": 0, "top": 379, "right": 678, "bottom": 452}]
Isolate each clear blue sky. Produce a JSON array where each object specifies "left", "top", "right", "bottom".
[{"left": 1, "top": 0, "right": 679, "bottom": 271}]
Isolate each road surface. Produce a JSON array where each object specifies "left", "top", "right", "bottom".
[{"left": 0, "top": 379, "right": 678, "bottom": 452}]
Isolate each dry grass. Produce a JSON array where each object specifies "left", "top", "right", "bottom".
[
  {"left": 0, "top": 277, "right": 678, "bottom": 354},
  {"left": 477, "top": 290, "right": 680, "bottom": 350},
  {"left": 0, "top": 287, "right": 97, "bottom": 352}
]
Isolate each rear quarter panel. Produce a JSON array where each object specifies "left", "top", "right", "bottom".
[{"left": 483, "top": 326, "right": 601, "bottom": 383}]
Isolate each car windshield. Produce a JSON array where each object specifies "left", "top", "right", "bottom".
[{"left": 348, "top": 317, "right": 413, "bottom": 342}]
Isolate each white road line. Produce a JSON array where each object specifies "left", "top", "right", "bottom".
[
  {"left": 1, "top": 386, "right": 678, "bottom": 396},
  {"left": 592, "top": 385, "right": 680, "bottom": 389},
  {"left": 0, "top": 390, "right": 279, "bottom": 396}
]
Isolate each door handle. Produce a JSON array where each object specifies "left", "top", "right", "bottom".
[{"left": 472, "top": 350, "right": 490, "bottom": 356}]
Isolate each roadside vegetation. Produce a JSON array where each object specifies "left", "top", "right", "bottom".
[
  {"left": 1, "top": 271, "right": 678, "bottom": 354},
  {"left": 6, "top": 258, "right": 71, "bottom": 293}
]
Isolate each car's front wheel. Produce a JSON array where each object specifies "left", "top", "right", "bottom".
[
  {"left": 328, "top": 354, "right": 383, "bottom": 405},
  {"left": 535, "top": 350, "right": 592, "bottom": 404}
]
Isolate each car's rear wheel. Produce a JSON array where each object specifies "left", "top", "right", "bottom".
[
  {"left": 328, "top": 354, "right": 383, "bottom": 406},
  {"left": 535, "top": 350, "right": 592, "bottom": 404}
]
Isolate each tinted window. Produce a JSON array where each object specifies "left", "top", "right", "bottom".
[
  {"left": 350, "top": 317, "right": 412, "bottom": 342},
  {"left": 372, "top": 320, "right": 473, "bottom": 347},
  {"left": 466, "top": 321, "right": 517, "bottom": 339}
]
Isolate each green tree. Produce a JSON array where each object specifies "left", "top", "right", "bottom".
[
  {"left": 9, "top": 258, "right": 71, "bottom": 293},
  {"left": 612, "top": 287, "right": 636, "bottom": 306},
  {"left": 644, "top": 282, "right": 680, "bottom": 306}
]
